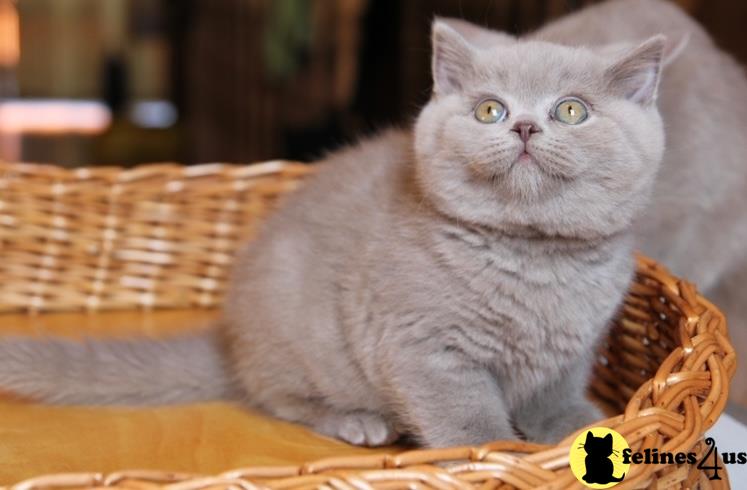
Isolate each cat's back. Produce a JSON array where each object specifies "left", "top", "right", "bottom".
[
  {"left": 238, "top": 128, "right": 412, "bottom": 262},
  {"left": 269, "top": 128, "right": 411, "bottom": 232},
  {"left": 534, "top": 0, "right": 706, "bottom": 46}
]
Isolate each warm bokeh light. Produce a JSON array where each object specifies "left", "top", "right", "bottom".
[
  {"left": 0, "top": 0, "right": 19, "bottom": 68},
  {"left": 0, "top": 99, "right": 111, "bottom": 134}
]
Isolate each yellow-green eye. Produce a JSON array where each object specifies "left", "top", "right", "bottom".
[
  {"left": 554, "top": 98, "right": 589, "bottom": 125},
  {"left": 474, "top": 99, "right": 507, "bottom": 124}
]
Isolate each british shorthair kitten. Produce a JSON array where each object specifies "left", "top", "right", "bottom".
[
  {"left": 217, "top": 21, "right": 664, "bottom": 447},
  {"left": 3, "top": 0, "right": 738, "bottom": 447}
]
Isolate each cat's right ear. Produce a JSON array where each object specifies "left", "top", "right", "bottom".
[
  {"left": 585, "top": 431, "right": 594, "bottom": 444},
  {"left": 431, "top": 20, "right": 476, "bottom": 96}
]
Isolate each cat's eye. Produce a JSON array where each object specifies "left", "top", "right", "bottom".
[
  {"left": 474, "top": 99, "right": 507, "bottom": 124},
  {"left": 554, "top": 98, "right": 589, "bottom": 125}
]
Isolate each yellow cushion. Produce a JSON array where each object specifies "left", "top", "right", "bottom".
[{"left": 0, "top": 310, "right": 386, "bottom": 484}]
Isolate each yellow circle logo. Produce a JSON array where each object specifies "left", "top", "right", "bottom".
[{"left": 569, "top": 427, "right": 630, "bottom": 488}]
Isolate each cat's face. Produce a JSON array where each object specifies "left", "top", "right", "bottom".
[{"left": 414, "top": 20, "right": 666, "bottom": 239}]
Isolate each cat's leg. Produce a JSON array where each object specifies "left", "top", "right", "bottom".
[
  {"left": 269, "top": 398, "right": 400, "bottom": 447},
  {"left": 512, "top": 366, "right": 603, "bottom": 444},
  {"left": 388, "top": 352, "right": 516, "bottom": 447}
]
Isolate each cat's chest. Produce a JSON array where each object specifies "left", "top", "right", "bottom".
[{"left": 435, "top": 233, "right": 631, "bottom": 367}]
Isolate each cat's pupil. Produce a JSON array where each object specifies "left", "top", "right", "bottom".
[{"left": 474, "top": 99, "right": 506, "bottom": 123}]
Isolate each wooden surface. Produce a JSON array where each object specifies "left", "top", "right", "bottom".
[{"left": 0, "top": 308, "right": 220, "bottom": 339}]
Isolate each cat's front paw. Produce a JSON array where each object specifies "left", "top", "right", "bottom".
[{"left": 314, "top": 410, "right": 399, "bottom": 447}]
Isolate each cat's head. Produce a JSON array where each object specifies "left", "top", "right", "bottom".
[
  {"left": 414, "top": 19, "right": 667, "bottom": 239},
  {"left": 584, "top": 431, "right": 614, "bottom": 457}
]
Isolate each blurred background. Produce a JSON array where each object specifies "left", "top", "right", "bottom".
[{"left": 0, "top": 0, "right": 744, "bottom": 167}]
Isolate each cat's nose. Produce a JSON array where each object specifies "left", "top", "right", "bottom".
[{"left": 511, "top": 121, "right": 541, "bottom": 143}]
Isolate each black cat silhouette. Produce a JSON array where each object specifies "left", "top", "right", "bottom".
[{"left": 582, "top": 431, "right": 625, "bottom": 484}]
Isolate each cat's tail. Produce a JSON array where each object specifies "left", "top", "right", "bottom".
[
  {"left": 0, "top": 328, "right": 237, "bottom": 405},
  {"left": 610, "top": 474, "right": 626, "bottom": 482}
]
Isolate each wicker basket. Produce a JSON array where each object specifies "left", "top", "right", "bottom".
[
  {"left": 0, "top": 161, "right": 311, "bottom": 313},
  {"left": 0, "top": 161, "right": 737, "bottom": 489}
]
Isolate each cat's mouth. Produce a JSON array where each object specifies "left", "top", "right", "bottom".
[
  {"left": 517, "top": 150, "right": 533, "bottom": 162},
  {"left": 508, "top": 145, "right": 575, "bottom": 182},
  {"left": 509, "top": 147, "right": 540, "bottom": 171}
]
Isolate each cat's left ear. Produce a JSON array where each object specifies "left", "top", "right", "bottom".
[
  {"left": 604, "top": 433, "right": 613, "bottom": 443},
  {"left": 437, "top": 18, "right": 515, "bottom": 49},
  {"left": 431, "top": 20, "right": 477, "bottom": 96},
  {"left": 605, "top": 35, "right": 666, "bottom": 105}
]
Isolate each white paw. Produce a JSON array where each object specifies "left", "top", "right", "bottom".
[{"left": 318, "top": 411, "right": 399, "bottom": 447}]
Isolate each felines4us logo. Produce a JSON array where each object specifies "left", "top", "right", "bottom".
[{"left": 568, "top": 427, "right": 730, "bottom": 488}]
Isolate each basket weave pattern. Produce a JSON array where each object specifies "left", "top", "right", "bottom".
[
  {"left": 0, "top": 161, "right": 736, "bottom": 489},
  {"left": 0, "top": 161, "right": 311, "bottom": 313}
]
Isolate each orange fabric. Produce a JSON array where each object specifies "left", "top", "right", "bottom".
[{"left": 0, "top": 310, "right": 385, "bottom": 484}]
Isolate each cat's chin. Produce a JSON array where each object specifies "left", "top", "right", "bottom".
[
  {"left": 510, "top": 151, "right": 569, "bottom": 179},
  {"left": 497, "top": 155, "right": 563, "bottom": 202},
  {"left": 508, "top": 153, "right": 543, "bottom": 176}
]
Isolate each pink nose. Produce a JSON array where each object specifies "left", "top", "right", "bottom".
[{"left": 511, "top": 121, "right": 541, "bottom": 142}]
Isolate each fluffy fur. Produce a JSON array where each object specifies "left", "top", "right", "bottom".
[{"left": 4, "top": 0, "right": 742, "bottom": 447}]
